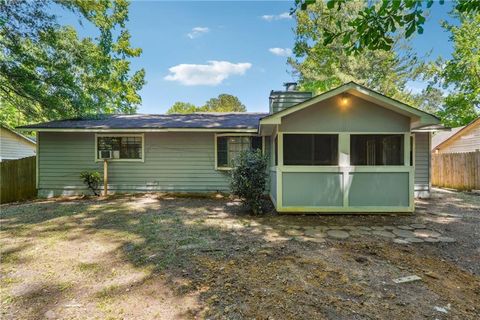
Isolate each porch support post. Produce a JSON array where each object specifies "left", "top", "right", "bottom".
[
  {"left": 276, "top": 130, "right": 283, "bottom": 209},
  {"left": 339, "top": 133, "right": 350, "bottom": 208}
]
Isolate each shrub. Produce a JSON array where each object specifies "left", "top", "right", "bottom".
[
  {"left": 230, "top": 149, "right": 268, "bottom": 214},
  {"left": 80, "top": 171, "right": 102, "bottom": 196}
]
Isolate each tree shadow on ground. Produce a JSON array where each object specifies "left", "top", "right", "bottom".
[{"left": 1, "top": 191, "right": 479, "bottom": 319}]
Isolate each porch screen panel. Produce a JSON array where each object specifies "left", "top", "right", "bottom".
[
  {"left": 283, "top": 134, "right": 338, "bottom": 165},
  {"left": 350, "top": 134, "right": 404, "bottom": 165}
]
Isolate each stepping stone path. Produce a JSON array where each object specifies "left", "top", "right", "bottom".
[
  {"left": 372, "top": 230, "right": 396, "bottom": 238},
  {"left": 275, "top": 223, "right": 455, "bottom": 244}
]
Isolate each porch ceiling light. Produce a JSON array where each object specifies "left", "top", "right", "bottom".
[{"left": 340, "top": 93, "right": 349, "bottom": 107}]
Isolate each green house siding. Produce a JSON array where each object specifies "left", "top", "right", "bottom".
[
  {"left": 282, "top": 172, "right": 343, "bottom": 207},
  {"left": 279, "top": 95, "right": 410, "bottom": 133},
  {"left": 414, "top": 132, "right": 431, "bottom": 197},
  {"left": 38, "top": 132, "right": 230, "bottom": 197},
  {"left": 348, "top": 172, "right": 410, "bottom": 207}
]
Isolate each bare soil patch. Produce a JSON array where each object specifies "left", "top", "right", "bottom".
[{"left": 1, "top": 189, "right": 479, "bottom": 319}]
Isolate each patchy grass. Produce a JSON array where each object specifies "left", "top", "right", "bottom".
[{"left": 1, "top": 191, "right": 479, "bottom": 319}]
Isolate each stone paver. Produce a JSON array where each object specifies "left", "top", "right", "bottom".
[
  {"left": 285, "top": 229, "right": 303, "bottom": 236},
  {"left": 410, "top": 223, "right": 427, "bottom": 229},
  {"left": 405, "top": 237, "right": 424, "bottom": 243},
  {"left": 372, "top": 230, "right": 396, "bottom": 238},
  {"left": 397, "top": 225, "right": 414, "bottom": 230},
  {"left": 437, "top": 237, "right": 456, "bottom": 243},
  {"left": 414, "top": 229, "right": 441, "bottom": 238},
  {"left": 327, "top": 230, "right": 350, "bottom": 239},
  {"left": 393, "top": 229, "right": 416, "bottom": 238},
  {"left": 393, "top": 238, "right": 410, "bottom": 244},
  {"left": 358, "top": 226, "right": 372, "bottom": 231}
]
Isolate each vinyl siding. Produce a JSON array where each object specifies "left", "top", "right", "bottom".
[
  {"left": 38, "top": 132, "right": 231, "bottom": 197},
  {"left": 279, "top": 95, "right": 410, "bottom": 133},
  {"left": 414, "top": 132, "right": 430, "bottom": 197},
  {"left": 438, "top": 121, "right": 480, "bottom": 153},
  {"left": 0, "top": 127, "right": 36, "bottom": 161}
]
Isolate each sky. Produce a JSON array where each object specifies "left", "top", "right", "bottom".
[{"left": 54, "top": 0, "right": 457, "bottom": 114}]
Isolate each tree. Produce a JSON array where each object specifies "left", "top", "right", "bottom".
[
  {"left": 293, "top": 0, "right": 480, "bottom": 53},
  {"left": 201, "top": 94, "right": 246, "bottom": 112},
  {"left": 165, "top": 94, "right": 247, "bottom": 114},
  {"left": 166, "top": 102, "right": 198, "bottom": 114},
  {"left": 289, "top": 0, "right": 418, "bottom": 102},
  {"left": 420, "top": 11, "right": 480, "bottom": 127},
  {"left": 411, "top": 86, "right": 444, "bottom": 115},
  {"left": 0, "top": 0, "right": 145, "bottom": 127}
]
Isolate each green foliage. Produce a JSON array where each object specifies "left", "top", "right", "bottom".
[
  {"left": 166, "top": 102, "right": 198, "bottom": 114},
  {"left": 200, "top": 94, "right": 246, "bottom": 112},
  {"left": 230, "top": 150, "right": 268, "bottom": 214},
  {"left": 411, "top": 86, "right": 445, "bottom": 115},
  {"left": 289, "top": 1, "right": 418, "bottom": 102},
  {"left": 420, "top": 11, "right": 480, "bottom": 127},
  {"left": 166, "top": 94, "right": 247, "bottom": 114},
  {"left": 80, "top": 171, "right": 102, "bottom": 196},
  {"left": 0, "top": 0, "right": 145, "bottom": 128},
  {"left": 293, "top": 0, "right": 479, "bottom": 53}
]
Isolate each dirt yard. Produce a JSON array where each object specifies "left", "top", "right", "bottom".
[{"left": 1, "top": 189, "right": 479, "bottom": 319}]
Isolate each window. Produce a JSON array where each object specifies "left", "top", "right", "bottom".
[
  {"left": 350, "top": 134, "right": 404, "bottom": 165},
  {"left": 283, "top": 134, "right": 338, "bottom": 165},
  {"left": 97, "top": 135, "right": 143, "bottom": 160},
  {"left": 216, "top": 135, "right": 263, "bottom": 168}
]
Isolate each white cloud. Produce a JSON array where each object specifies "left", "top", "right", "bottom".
[
  {"left": 164, "top": 60, "right": 252, "bottom": 86},
  {"left": 187, "top": 27, "right": 209, "bottom": 39},
  {"left": 261, "top": 12, "right": 292, "bottom": 22},
  {"left": 269, "top": 47, "right": 293, "bottom": 57}
]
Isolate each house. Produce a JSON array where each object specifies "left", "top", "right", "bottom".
[
  {"left": 432, "top": 117, "right": 480, "bottom": 154},
  {"left": 0, "top": 125, "right": 36, "bottom": 161},
  {"left": 18, "top": 82, "right": 442, "bottom": 213}
]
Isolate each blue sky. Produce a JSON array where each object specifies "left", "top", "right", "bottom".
[{"left": 55, "top": 0, "right": 457, "bottom": 114}]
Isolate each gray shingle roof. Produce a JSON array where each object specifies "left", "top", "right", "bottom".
[{"left": 18, "top": 113, "right": 268, "bottom": 130}]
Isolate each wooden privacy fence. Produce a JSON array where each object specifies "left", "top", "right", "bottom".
[
  {"left": 1, "top": 156, "right": 36, "bottom": 204},
  {"left": 432, "top": 151, "right": 480, "bottom": 190}
]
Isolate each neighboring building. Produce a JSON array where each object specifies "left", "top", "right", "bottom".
[
  {"left": 18, "top": 82, "right": 442, "bottom": 213},
  {"left": 432, "top": 117, "right": 480, "bottom": 154},
  {"left": 0, "top": 125, "right": 36, "bottom": 161}
]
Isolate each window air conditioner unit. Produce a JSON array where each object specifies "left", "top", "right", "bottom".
[{"left": 99, "top": 150, "right": 113, "bottom": 159}]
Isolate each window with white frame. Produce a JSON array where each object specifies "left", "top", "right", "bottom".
[
  {"left": 216, "top": 135, "right": 262, "bottom": 168},
  {"left": 97, "top": 135, "right": 143, "bottom": 160}
]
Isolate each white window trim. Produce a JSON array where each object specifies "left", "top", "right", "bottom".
[
  {"left": 95, "top": 133, "right": 145, "bottom": 162},
  {"left": 214, "top": 133, "right": 264, "bottom": 170}
]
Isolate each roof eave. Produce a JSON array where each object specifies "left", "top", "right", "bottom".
[{"left": 16, "top": 127, "right": 260, "bottom": 133}]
